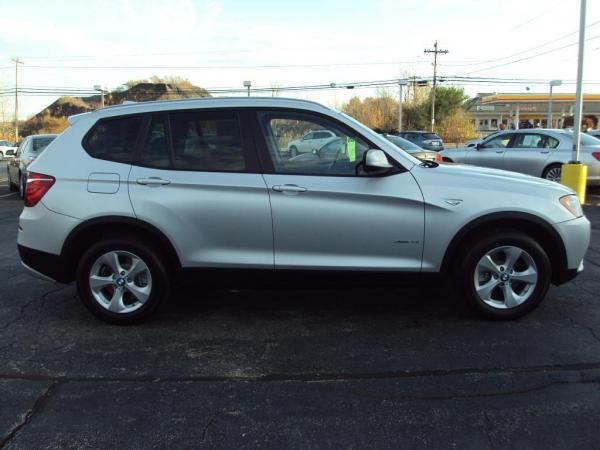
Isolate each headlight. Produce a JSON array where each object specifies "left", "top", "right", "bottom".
[{"left": 559, "top": 194, "right": 583, "bottom": 218}]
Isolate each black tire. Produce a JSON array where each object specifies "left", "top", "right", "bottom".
[
  {"left": 289, "top": 146, "right": 298, "bottom": 158},
  {"left": 456, "top": 231, "right": 551, "bottom": 320},
  {"left": 76, "top": 237, "right": 170, "bottom": 324},
  {"left": 542, "top": 163, "right": 562, "bottom": 182},
  {"left": 7, "top": 169, "right": 17, "bottom": 191}
]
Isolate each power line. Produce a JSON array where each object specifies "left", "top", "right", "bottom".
[
  {"left": 458, "top": 34, "right": 600, "bottom": 75},
  {"left": 440, "top": 19, "right": 600, "bottom": 67}
]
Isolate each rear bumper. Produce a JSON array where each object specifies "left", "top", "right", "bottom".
[{"left": 18, "top": 244, "right": 71, "bottom": 283}]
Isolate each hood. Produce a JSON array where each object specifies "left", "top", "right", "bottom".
[{"left": 427, "top": 162, "right": 574, "bottom": 195}]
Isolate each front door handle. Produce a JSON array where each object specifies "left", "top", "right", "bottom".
[
  {"left": 137, "top": 177, "right": 171, "bottom": 186},
  {"left": 272, "top": 184, "right": 307, "bottom": 193},
  {"left": 495, "top": 150, "right": 504, "bottom": 154},
  {"left": 540, "top": 150, "right": 549, "bottom": 154}
]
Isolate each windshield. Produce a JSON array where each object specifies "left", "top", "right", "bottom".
[
  {"left": 32, "top": 136, "right": 56, "bottom": 152},
  {"left": 337, "top": 112, "right": 421, "bottom": 165}
]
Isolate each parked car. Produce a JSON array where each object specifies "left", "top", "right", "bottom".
[
  {"left": 382, "top": 134, "right": 443, "bottom": 162},
  {"left": 0, "top": 140, "right": 17, "bottom": 159},
  {"left": 7, "top": 134, "right": 57, "bottom": 197},
  {"left": 18, "top": 98, "right": 589, "bottom": 324},
  {"left": 441, "top": 129, "right": 600, "bottom": 184},
  {"left": 287, "top": 129, "right": 337, "bottom": 157},
  {"left": 397, "top": 131, "right": 444, "bottom": 151},
  {"left": 587, "top": 130, "right": 600, "bottom": 140}
]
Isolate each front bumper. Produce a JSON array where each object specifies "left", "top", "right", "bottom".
[{"left": 552, "top": 215, "right": 591, "bottom": 285}]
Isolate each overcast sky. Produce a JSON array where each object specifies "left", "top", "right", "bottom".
[{"left": 1, "top": 0, "right": 600, "bottom": 119}]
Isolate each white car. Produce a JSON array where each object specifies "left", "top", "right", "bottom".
[
  {"left": 0, "top": 140, "right": 17, "bottom": 159},
  {"left": 16, "top": 97, "right": 590, "bottom": 324},
  {"left": 287, "top": 130, "right": 337, "bottom": 157}
]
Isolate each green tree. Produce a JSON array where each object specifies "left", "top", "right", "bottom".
[{"left": 414, "top": 86, "right": 469, "bottom": 131}]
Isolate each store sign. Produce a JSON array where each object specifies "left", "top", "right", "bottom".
[{"left": 476, "top": 105, "right": 495, "bottom": 111}]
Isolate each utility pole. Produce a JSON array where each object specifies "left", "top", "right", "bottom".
[
  {"left": 12, "top": 57, "right": 24, "bottom": 142},
  {"left": 424, "top": 41, "right": 448, "bottom": 132},
  {"left": 561, "top": 0, "right": 587, "bottom": 202},
  {"left": 94, "top": 85, "right": 105, "bottom": 108},
  {"left": 398, "top": 79, "right": 406, "bottom": 133}
]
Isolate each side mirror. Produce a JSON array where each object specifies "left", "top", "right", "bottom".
[
  {"left": 364, "top": 149, "right": 393, "bottom": 171},
  {"left": 475, "top": 143, "right": 483, "bottom": 150}
]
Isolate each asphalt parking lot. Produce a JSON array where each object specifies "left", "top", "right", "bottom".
[{"left": 1, "top": 161, "right": 600, "bottom": 449}]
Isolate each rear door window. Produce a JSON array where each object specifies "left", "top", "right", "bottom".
[
  {"left": 513, "top": 134, "right": 559, "bottom": 149},
  {"left": 140, "top": 115, "right": 171, "bottom": 168},
  {"left": 85, "top": 115, "right": 143, "bottom": 163},
  {"left": 169, "top": 110, "right": 246, "bottom": 172}
]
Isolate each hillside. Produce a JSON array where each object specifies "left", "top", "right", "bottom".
[{"left": 20, "top": 81, "right": 211, "bottom": 136}]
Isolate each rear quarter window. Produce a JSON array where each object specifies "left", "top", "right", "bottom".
[{"left": 84, "top": 115, "right": 143, "bottom": 163}]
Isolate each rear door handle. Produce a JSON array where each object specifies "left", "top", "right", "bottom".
[
  {"left": 137, "top": 177, "right": 171, "bottom": 186},
  {"left": 272, "top": 184, "right": 307, "bottom": 193},
  {"left": 540, "top": 150, "right": 549, "bottom": 154},
  {"left": 495, "top": 150, "right": 504, "bottom": 154}
]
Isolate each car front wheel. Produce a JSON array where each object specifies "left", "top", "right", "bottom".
[
  {"left": 76, "top": 237, "right": 170, "bottom": 324},
  {"left": 457, "top": 231, "right": 551, "bottom": 320}
]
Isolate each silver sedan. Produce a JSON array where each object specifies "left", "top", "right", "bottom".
[{"left": 441, "top": 129, "right": 600, "bottom": 185}]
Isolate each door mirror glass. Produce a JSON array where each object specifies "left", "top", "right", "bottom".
[{"left": 364, "top": 149, "right": 393, "bottom": 170}]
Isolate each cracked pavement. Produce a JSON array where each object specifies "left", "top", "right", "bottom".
[{"left": 1, "top": 164, "right": 600, "bottom": 449}]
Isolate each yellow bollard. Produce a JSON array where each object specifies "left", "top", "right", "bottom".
[{"left": 560, "top": 163, "right": 587, "bottom": 204}]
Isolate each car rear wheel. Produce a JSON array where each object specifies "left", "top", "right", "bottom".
[
  {"left": 7, "top": 169, "right": 17, "bottom": 191},
  {"left": 289, "top": 146, "right": 298, "bottom": 158},
  {"left": 542, "top": 164, "right": 562, "bottom": 182},
  {"left": 76, "top": 237, "right": 170, "bottom": 324},
  {"left": 457, "top": 231, "right": 551, "bottom": 320}
]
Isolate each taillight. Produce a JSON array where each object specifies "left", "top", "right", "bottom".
[
  {"left": 24, "top": 172, "right": 55, "bottom": 207},
  {"left": 435, "top": 154, "right": 443, "bottom": 162},
  {"left": 593, "top": 152, "right": 600, "bottom": 161}
]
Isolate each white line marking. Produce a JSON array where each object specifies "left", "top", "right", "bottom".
[{"left": 0, "top": 192, "right": 17, "bottom": 198}]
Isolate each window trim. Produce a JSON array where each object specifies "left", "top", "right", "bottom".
[
  {"left": 82, "top": 113, "right": 146, "bottom": 165},
  {"left": 86, "top": 108, "right": 262, "bottom": 174},
  {"left": 250, "top": 107, "right": 406, "bottom": 178}
]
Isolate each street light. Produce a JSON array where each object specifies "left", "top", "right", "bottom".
[
  {"left": 94, "top": 85, "right": 105, "bottom": 108},
  {"left": 398, "top": 79, "right": 407, "bottom": 133},
  {"left": 547, "top": 80, "right": 562, "bottom": 128},
  {"left": 243, "top": 80, "right": 252, "bottom": 97}
]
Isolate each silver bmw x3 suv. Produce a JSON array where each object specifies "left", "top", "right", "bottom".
[{"left": 17, "top": 98, "right": 590, "bottom": 324}]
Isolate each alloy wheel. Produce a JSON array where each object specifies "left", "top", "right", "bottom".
[
  {"left": 88, "top": 250, "right": 153, "bottom": 314},
  {"left": 544, "top": 167, "right": 561, "bottom": 182},
  {"left": 473, "top": 246, "right": 538, "bottom": 309}
]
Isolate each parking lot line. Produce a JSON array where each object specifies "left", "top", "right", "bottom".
[{"left": 0, "top": 192, "right": 17, "bottom": 198}]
